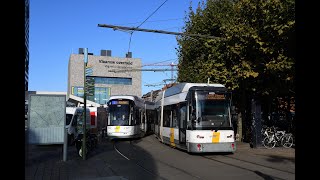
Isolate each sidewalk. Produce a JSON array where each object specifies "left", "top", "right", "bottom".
[
  {"left": 25, "top": 141, "right": 123, "bottom": 180},
  {"left": 231, "top": 141, "right": 295, "bottom": 174},
  {"left": 236, "top": 141, "right": 295, "bottom": 159}
]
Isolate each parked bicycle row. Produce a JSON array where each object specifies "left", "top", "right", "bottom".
[{"left": 261, "top": 125, "right": 294, "bottom": 149}]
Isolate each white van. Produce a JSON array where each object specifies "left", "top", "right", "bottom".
[{"left": 66, "top": 107, "right": 90, "bottom": 145}]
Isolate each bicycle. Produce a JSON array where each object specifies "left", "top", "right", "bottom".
[
  {"left": 76, "top": 131, "right": 98, "bottom": 157},
  {"left": 281, "top": 133, "right": 294, "bottom": 148},
  {"left": 262, "top": 127, "right": 294, "bottom": 149},
  {"left": 261, "top": 125, "right": 273, "bottom": 141}
]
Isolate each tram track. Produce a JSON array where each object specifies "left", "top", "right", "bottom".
[
  {"left": 113, "top": 137, "right": 294, "bottom": 180},
  {"left": 146, "top": 135, "right": 294, "bottom": 178},
  {"left": 147, "top": 136, "right": 293, "bottom": 179},
  {"left": 113, "top": 140, "right": 167, "bottom": 180},
  {"left": 201, "top": 155, "right": 293, "bottom": 180},
  {"left": 113, "top": 139, "right": 204, "bottom": 180}
]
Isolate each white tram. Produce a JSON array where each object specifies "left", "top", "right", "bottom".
[
  {"left": 106, "top": 95, "right": 149, "bottom": 139},
  {"left": 154, "top": 83, "right": 236, "bottom": 153}
]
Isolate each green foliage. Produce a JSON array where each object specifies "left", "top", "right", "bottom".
[{"left": 177, "top": 0, "right": 295, "bottom": 99}]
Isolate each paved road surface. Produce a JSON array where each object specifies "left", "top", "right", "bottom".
[{"left": 25, "top": 134, "right": 295, "bottom": 180}]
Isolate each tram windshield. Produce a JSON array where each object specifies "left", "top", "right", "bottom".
[
  {"left": 192, "top": 91, "right": 231, "bottom": 129},
  {"left": 108, "top": 100, "right": 131, "bottom": 126}
]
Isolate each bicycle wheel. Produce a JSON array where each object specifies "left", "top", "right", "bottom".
[
  {"left": 79, "top": 146, "right": 88, "bottom": 157},
  {"left": 281, "top": 134, "right": 294, "bottom": 148},
  {"left": 263, "top": 136, "right": 276, "bottom": 149}
]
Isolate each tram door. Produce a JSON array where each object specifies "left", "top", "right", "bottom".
[
  {"left": 178, "top": 103, "right": 187, "bottom": 144},
  {"left": 156, "top": 108, "right": 161, "bottom": 137}
]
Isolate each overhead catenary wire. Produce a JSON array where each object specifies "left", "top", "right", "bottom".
[
  {"left": 109, "top": 68, "right": 177, "bottom": 73},
  {"left": 127, "top": 0, "right": 169, "bottom": 54},
  {"left": 116, "top": 18, "right": 183, "bottom": 26},
  {"left": 142, "top": 58, "right": 177, "bottom": 67},
  {"left": 98, "top": 24, "right": 221, "bottom": 39},
  {"left": 136, "top": 0, "right": 169, "bottom": 29}
]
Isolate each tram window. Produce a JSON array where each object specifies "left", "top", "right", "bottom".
[
  {"left": 153, "top": 111, "right": 157, "bottom": 124},
  {"left": 163, "top": 106, "right": 171, "bottom": 127},
  {"left": 156, "top": 108, "right": 160, "bottom": 125},
  {"left": 164, "top": 114, "right": 170, "bottom": 127},
  {"left": 179, "top": 103, "right": 187, "bottom": 128},
  {"left": 172, "top": 105, "right": 178, "bottom": 128},
  {"left": 172, "top": 116, "right": 177, "bottom": 127},
  {"left": 134, "top": 108, "right": 140, "bottom": 125},
  {"left": 155, "top": 115, "right": 158, "bottom": 125}
]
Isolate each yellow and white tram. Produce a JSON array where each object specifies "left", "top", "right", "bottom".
[
  {"left": 106, "top": 95, "right": 146, "bottom": 139},
  {"left": 154, "top": 83, "right": 236, "bottom": 153}
]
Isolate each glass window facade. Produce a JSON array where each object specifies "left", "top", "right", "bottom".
[
  {"left": 72, "top": 86, "right": 84, "bottom": 97},
  {"left": 94, "top": 87, "right": 110, "bottom": 104},
  {"left": 95, "top": 77, "right": 132, "bottom": 85},
  {"left": 72, "top": 86, "right": 110, "bottom": 105}
]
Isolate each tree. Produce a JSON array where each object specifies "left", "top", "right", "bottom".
[{"left": 177, "top": 0, "right": 295, "bottom": 138}]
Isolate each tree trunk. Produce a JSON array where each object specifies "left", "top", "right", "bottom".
[{"left": 236, "top": 112, "right": 242, "bottom": 142}]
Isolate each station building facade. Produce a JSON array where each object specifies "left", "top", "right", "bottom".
[{"left": 67, "top": 48, "right": 142, "bottom": 106}]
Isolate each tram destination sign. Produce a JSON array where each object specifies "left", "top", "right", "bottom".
[
  {"left": 206, "top": 93, "right": 225, "bottom": 100},
  {"left": 111, "top": 100, "right": 129, "bottom": 105}
]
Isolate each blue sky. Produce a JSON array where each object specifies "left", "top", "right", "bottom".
[{"left": 29, "top": 0, "right": 202, "bottom": 95}]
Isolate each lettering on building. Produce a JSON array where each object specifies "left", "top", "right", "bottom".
[{"left": 99, "top": 60, "right": 133, "bottom": 65}]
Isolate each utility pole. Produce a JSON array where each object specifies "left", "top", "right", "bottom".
[
  {"left": 82, "top": 48, "right": 88, "bottom": 160},
  {"left": 98, "top": 24, "right": 222, "bottom": 39}
]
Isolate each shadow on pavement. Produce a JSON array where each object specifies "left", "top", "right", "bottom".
[
  {"left": 254, "top": 170, "right": 275, "bottom": 180},
  {"left": 265, "top": 155, "right": 295, "bottom": 163},
  {"left": 188, "top": 152, "right": 234, "bottom": 156},
  {"left": 25, "top": 136, "right": 160, "bottom": 180},
  {"left": 25, "top": 144, "right": 63, "bottom": 166}
]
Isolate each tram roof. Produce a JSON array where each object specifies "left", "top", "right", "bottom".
[
  {"left": 108, "top": 95, "right": 143, "bottom": 102},
  {"left": 164, "top": 83, "right": 225, "bottom": 98}
]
